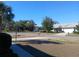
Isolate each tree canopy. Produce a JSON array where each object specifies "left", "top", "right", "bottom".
[
  {"left": 0, "top": 2, "right": 14, "bottom": 32},
  {"left": 75, "top": 23, "right": 79, "bottom": 32},
  {"left": 42, "top": 16, "right": 56, "bottom": 32},
  {"left": 14, "top": 20, "right": 36, "bottom": 32}
]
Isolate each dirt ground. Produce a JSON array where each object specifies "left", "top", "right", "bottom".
[
  {"left": 10, "top": 32, "right": 79, "bottom": 57},
  {"left": 29, "top": 44, "right": 79, "bottom": 57},
  {"left": 15, "top": 40, "right": 79, "bottom": 57}
]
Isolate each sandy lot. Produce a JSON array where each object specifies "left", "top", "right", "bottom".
[
  {"left": 15, "top": 40, "right": 79, "bottom": 57},
  {"left": 29, "top": 44, "right": 79, "bottom": 57},
  {"left": 11, "top": 32, "right": 79, "bottom": 57}
]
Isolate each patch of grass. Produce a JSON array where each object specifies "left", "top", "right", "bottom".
[{"left": 73, "top": 31, "right": 79, "bottom": 34}]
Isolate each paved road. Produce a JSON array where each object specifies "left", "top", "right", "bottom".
[
  {"left": 11, "top": 33, "right": 65, "bottom": 41},
  {"left": 7, "top": 32, "right": 67, "bottom": 37},
  {"left": 11, "top": 32, "right": 79, "bottom": 42}
]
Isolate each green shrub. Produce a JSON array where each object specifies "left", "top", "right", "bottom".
[{"left": 73, "top": 31, "right": 79, "bottom": 34}]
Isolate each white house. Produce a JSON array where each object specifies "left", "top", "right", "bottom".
[{"left": 53, "top": 23, "right": 77, "bottom": 33}]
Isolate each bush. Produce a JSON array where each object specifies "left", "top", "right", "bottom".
[
  {"left": 3, "top": 28, "right": 9, "bottom": 32},
  {"left": 73, "top": 31, "right": 79, "bottom": 34},
  {"left": 39, "top": 30, "right": 46, "bottom": 33}
]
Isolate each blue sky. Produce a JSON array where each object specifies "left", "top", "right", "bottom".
[{"left": 4, "top": 1, "right": 79, "bottom": 26}]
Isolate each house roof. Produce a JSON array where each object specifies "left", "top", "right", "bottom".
[{"left": 54, "top": 23, "right": 78, "bottom": 29}]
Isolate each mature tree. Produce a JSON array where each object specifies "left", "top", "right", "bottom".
[
  {"left": 14, "top": 20, "right": 25, "bottom": 32},
  {"left": 25, "top": 20, "right": 35, "bottom": 31},
  {"left": 0, "top": 2, "right": 14, "bottom": 32},
  {"left": 42, "top": 16, "right": 56, "bottom": 33},
  {"left": 75, "top": 23, "right": 79, "bottom": 32},
  {"left": 14, "top": 20, "right": 35, "bottom": 32}
]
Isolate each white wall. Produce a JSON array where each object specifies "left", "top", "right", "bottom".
[{"left": 62, "top": 28, "right": 74, "bottom": 33}]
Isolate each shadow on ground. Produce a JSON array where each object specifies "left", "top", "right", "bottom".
[
  {"left": 24, "top": 40, "right": 63, "bottom": 44},
  {"left": 18, "top": 44, "right": 55, "bottom": 57}
]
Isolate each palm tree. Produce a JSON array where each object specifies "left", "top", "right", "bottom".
[{"left": 0, "top": 2, "right": 14, "bottom": 32}]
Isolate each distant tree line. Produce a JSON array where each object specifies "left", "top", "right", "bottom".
[
  {"left": 2, "top": 19, "right": 36, "bottom": 32},
  {"left": 2, "top": 17, "right": 56, "bottom": 32},
  {"left": 2, "top": 16, "right": 57, "bottom": 32},
  {"left": 14, "top": 20, "right": 36, "bottom": 32}
]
